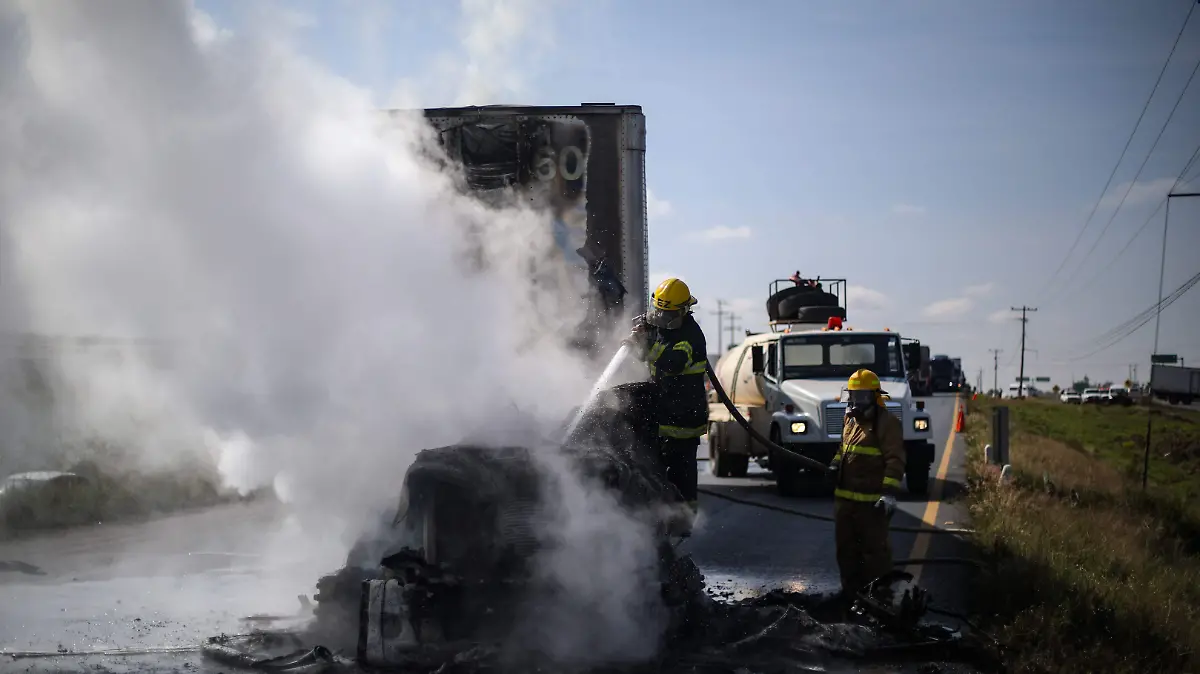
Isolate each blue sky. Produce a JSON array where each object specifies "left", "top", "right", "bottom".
[{"left": 198, "top": 0, "right": 1200, "bottom": 389}]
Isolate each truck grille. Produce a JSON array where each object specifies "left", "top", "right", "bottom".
[{"left": 824, "top": 403, "right": 903, "bottom": 438}]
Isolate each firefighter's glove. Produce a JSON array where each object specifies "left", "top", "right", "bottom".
[
  {"left": 875, "top": 494, "right": 897, "bottom": 516},
  {"left": 824, "top": 464, "right": 839, "bottom": 487},
  {"left": 625, "top": 315, "right": 651, "bottom": 347}
]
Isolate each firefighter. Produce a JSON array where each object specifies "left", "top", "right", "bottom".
[
  {"left": 826, "top": 368, "right": 906, "bottom": 597},
  {"left": 627, "top": 277, "right": 709, "bottom": 526}
]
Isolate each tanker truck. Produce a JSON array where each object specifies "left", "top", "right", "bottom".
[{"left": 706, "top": 277, "right": 936, "bottom": 496}]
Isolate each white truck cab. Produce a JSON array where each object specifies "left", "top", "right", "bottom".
[{"left": 707, "top": 278, "right": 936, "bottom": 497}]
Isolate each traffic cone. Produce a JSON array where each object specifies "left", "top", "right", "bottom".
[{"left": 955, "top": 406, "right": 965, "bottom": 433}]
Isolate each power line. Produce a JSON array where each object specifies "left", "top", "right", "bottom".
[
  {"left": 1037, "top": 1, "right": 1198, "bottom": 303},
  {"left": 1051, "top": 41, "right": 1200, "bottom": 304},
  {"left": 1064, "top": 269, "right": 1200, "bottom": 361},
  {"left": 1073, "top": 246, "right": 1200, "bottom": 349},
  {"left": 1053, "top": 139, "right": 1200, "bottom": 304}
]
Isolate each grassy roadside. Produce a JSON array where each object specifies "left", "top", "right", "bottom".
[
  {"left": 964, "top": 397, "right": 1200, "bottom": 674},
  {"left": 0, "top": 462, "right": 267, "bottom": 538}
]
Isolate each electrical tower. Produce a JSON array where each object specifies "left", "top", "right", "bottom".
[
  {"left": 726, "top": 312, "right": 741, "bottom": 352},
  {"left": 1011, "top": 307, "right": 1037, "bottom": 398},
  {"left": 710, "top": 300, "right": 727, "bottom": 355},
  {"left": 988, "top": 348, "right": 1003, "bottom": 395}
]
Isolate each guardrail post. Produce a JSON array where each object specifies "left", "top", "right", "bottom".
[{"left": 992, "top": 406, "right": 1010, "bottom": 466}]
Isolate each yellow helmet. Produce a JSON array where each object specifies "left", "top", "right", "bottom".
[
  {"left": 651, "top": 278, "right": 696, "bottom": 312},
  {"left": 846, "top": 369, "right": 889, "bottom": 408},
  {"left": 847, "top": 369, "right": 881, "bottom": 391}
]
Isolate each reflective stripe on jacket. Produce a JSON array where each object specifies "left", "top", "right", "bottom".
[
  {"left": 830, "top": 409, "right": 906, "bottom": 502},
  {"left": 642, "top": 314, "right": 709, "bottom": 439}
]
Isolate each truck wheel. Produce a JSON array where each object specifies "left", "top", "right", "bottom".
[
  {"left": 905, "top": 465, "right": 931, "bottom": 497},
  {"left": 709, "top": 424, "right": 749, "bottom": 478},
  {"left": 713, "top": 451, "right": 749, "bottom": 479}
]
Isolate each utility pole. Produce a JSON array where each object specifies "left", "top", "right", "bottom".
[
  {"left": 726, "top": 312, "right": 741, "bottom": 352},
  {"left": 710, "top": 300, "right": 727, "bottom": 356},
  {"left": 1011, "top": 307, "right": 1037, "bottom": 398},
  {"left": 1144, "top": 190, "right": 1199, "bottom": 491},
  {"left": 988, "top": 348, "right": 1003, "bottom": 395}
]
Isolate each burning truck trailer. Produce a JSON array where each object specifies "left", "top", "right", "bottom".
[
  {"left": 200, "top": 105, "right": 995, "bottom": 673},
  {"left": 306, "top": 103, "right": 717, "bottom": 662}
]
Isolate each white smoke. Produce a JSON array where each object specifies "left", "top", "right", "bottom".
[{"left": 0, "top": 0, "right": 665, "bottom": 662}]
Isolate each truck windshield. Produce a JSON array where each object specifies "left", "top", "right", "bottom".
[{"left": 780, "top": 334, "right": 904, "bottom": 380}]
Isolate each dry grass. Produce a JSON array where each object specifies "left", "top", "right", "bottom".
[
  {"left": 0, "top": 464, "right": 262, "bottom": 538},
  {"left": 964, "top": 398, "right": 1200, "bottom": 673}
]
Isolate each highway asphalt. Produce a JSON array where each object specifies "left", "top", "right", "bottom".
[{"left": 0, "top": 393, "right": 973, "bottom": 672}]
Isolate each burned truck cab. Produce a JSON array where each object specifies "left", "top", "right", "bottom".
[{"left": 314, "top": 381, "right": 709, "bottom": 665}]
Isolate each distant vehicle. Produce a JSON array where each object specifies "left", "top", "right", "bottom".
[
  {"left": 0, "top": 471, "right": 94, "bottom": 529},
  {"left": 903, "top": 339, "right": 933, "bottom": 396},
  {"left": 1149, "top": 363, "right": 1199, "bottom": 406},
  {"left": 1060, "top": 390, "right": 1081, "bottom": 404},
  {"left": 1006, "top": 382, "right": 1041, "bottom": 399},
  {"left": 930, "top": 355, "right": 962, "bottom": 393},
  {"left": 1106, "top": 388, "right": 1133, "bottom": 406},
  {"left": 1081, "top": 388, "right": 1106, "bottom": 404}
]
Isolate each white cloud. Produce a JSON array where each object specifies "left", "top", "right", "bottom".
[
  {"left": 689, "top": 225, "right": 751, "bottom": 242},
  {"left": 847, "top": 285, "right": 888, "bottom": 311},
  {"left": 891, "top": 203, "right": 926, "bottom": 215},
  {"left": 1098, "top": 177, "right": 1176, "bottom": 210},
  {"left": 188, "top": 7, "right": 233, "bottom": 45},
  {"left": 920, "top": 282, "right": 996, "bottom": 318},
  {"left": 964, "top": 282, "right": 995, "bottom": 297},
  {"left": 648, "top": 270, "right": 678, "bottom": 290},
  {"left": 987, "top": 309, "right": 1013, "bottom": 324},
  {"left": 647, "top": 189, "right": 672, "bottom": 220},
  {"left": 922, "top": 297, "right": 973, "bottom": 318}
]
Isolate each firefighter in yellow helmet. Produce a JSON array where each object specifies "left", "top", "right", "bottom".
[
  {"left": 826, "top": 368, "right": 906, "bottom": 597},
  {"left": 627, "top": 278, "right": 708, "bottom": 529}
]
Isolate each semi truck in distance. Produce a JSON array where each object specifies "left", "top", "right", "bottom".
[
  {"left": 1150, "top": 363, "right": 1200, "bottom": 406},
  {"left": 930, "top": 355, "right": 962, "bottom": 393},
  {"left": 706, "top": 276, "right": 936, "bottom": 496}
]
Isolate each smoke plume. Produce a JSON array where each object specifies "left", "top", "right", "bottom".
[{"left": 0, "top": 0, "right": 663, "bottom": 661}]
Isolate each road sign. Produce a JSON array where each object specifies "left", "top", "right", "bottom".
[
  {"left": 1035, "top": 377, "right": 1051, "bottom": 382},
  {"left": 1151, "top": 354, "right": 1178, "bottom": 364}
]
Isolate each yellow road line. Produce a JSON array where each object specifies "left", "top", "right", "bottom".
[{"left": 905, "top": 394, "right": 960, "bottom": 585}]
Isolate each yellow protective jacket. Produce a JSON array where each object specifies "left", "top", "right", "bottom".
[{"left": 831, "top": 408, "right": 906, "bottom": 502}]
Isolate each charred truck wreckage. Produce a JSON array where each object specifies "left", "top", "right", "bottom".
[{"left": 201, "top": 105, "right": 995, "bottom": 673}]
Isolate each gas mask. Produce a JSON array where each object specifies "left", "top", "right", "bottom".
[
  {"left": 846, "top": 389, "right": 878, "bottom": 420},
  {"left": 647, "top": 306, "right": 686, "bottom": 330}
]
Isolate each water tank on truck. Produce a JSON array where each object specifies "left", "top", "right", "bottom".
[{"left": 706, "top": 275, "right": 936, "bottom": 497}]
